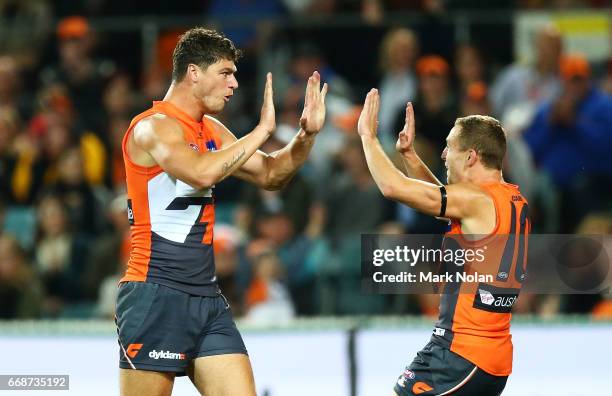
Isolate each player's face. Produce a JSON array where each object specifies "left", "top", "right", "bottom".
[
  {"left": 197, "top": 59, "right": 238, "bottom": 114},
  {"left": 441, "top": 126, "right": 466, "bottom": 184}
]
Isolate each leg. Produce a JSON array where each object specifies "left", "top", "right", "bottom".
[
  {"left": 119, "top": 368, "right": 175, "bottom": 396},
  {"left": 190, "top": 353, "right": 256, "bottom": 396}
]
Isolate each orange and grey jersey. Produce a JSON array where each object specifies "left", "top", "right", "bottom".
[
  {"left": 120, "top": 101, "right": 221, "bottom": 296},
  {"left": 433, "top": 182, "right": 529, "bottom": 376}
]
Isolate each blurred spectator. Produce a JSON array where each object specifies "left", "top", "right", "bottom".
[
  {"left": 40, "top": 16, "right": 114, "bottom": 134},
  {"left": 0, "top": 0, "right": 51, "bottom": 67},
  {"left": 107, "top": 115, "right": 130, "bottom": 191},
  {"left": 45, "top": 146, "right": 101, "bottom": 235},
  {"left": 455, "top": 44, "right": 487, "bottom": 96},
  {"left": 324, "top": 136, "right": 391, "bottom": 243},
  {"left": 0, "top": 56, "right": 34, "bottom": 120},
  {"left": 460, "top": 81, "right": 491, "bottom": 116},
  {"left": 0, "top": 234, "right": 42, "bottom": 318},
  {"left": 239, "top": 134, "right": 315, "bottom": 235},
  {"left": 29, "top": 84, "right": 107, "bottom": 186},
  {"left": 313, "top": 138, "right": 391, "bottom": 314},
  {"left": 490, "top": 24, "right": 562, "bottom": 121},
  {"left": 206, "top": 0, "right": 286, "bottom": 49},
  {"left": 253, "top": 210, "right": 319, "bottom": 314},
  {"left": 600, "top": 57, "right": 612, "bottom": 95},
  {"left": 244, "top": 249, "right": 295, "bottom": 324},
  {"left": 103, "top": 72, "right": 140, "bottom": 119},
  {"left": 0, "top": 106, "right": 45, "bottom": 204},
  {"left": 393, "top": 55, "right": 458, "bottom": 161},
  {"left": 378, "top": 28, "right": 418, "bottom": 145},
  {"left": 91, "top": 194, "right": 130, "bottom": 318},
  {"left": 391, "top": 55, "right": 456, "bottom": 233},
  {"left": 34, "top": 194, "right": 89, "bottom": 317},
  {"left": 276, "top": 42, "right": 355, "bottom": 188},
  {"left": 84, "top": 194, "right": 130, "bottom": 302},
  {"left": 523, "top": 54, "right": 612, "bottom": 232}
]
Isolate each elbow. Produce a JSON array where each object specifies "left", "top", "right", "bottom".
[
  {"left": 263, "top": 176, "right": 288, "bottom": 191},
  {"left": 263, "top": 168, "right": 292, "bottom": 191},
  {"left": 193, "top": 173, "right": 217, "bottom": 190},
  {"left": 380, "top": 183, "right": 396, "bottom": 199}
]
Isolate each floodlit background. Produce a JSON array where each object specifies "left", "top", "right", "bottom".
[{"left": 0, "top": 1, "right": 611, "bottom": 395}]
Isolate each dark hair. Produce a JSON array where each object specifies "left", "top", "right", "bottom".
[
  {"left": 172, "top": 27, "right": 242, "bottom": 82},
  {"left": 454, "top": 115, "right": 506, "bottom": 170}
]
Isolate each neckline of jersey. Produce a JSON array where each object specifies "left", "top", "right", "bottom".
[
  {"left": 479, "top": 180, "right": 518, "bottom": 189},
  {"left": 153, "top": 100, "right": 202, "bottom": 127}
]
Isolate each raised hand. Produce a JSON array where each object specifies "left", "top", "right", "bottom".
[
  {"left": 357, "top": 88, "right": 380, "bottom": 138},
  {"left": 396, "top": 102, "right": 416, "bottom": 155},
  {"left": 299, "top": 71, "right": 328, "bottom": 135},
  {"left": 259, "top": 72, "right": 276, "bottom": 133}
]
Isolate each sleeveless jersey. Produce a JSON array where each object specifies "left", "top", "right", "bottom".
[
  {"left": 434, "top": 182, "right": 529, "bottom": 376},
  {"left": 120, "top": 101, "right": 221, "bottom": 296}
]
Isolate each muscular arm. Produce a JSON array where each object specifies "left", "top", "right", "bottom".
[
  {"left": 358, "top": 89, "right": 494, "bottom": 229},
  {"left": 361, "top": 134, "right": 488, "bottom": 220},
  {"left": 211, "top": 117, "right": 315, "bottom": 190},
  {"left": 133, "top": 114, "right": 271, "bottom": 189}
]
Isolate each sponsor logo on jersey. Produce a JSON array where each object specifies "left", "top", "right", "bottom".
[
  {"left": 479, "top": 289, "right": 495, "bottom": 305},
  {"left": 433, "top": 327, "right": 446, "bottom": 337},
  {"left": 189, "top": 143, "right": 199, "bottom": 152},
  {"left": 205, "top": 140, "right": 217, "bottom": 151},
  {"left": 404, "top": 369, "right": 416, "bottom": 380},
  {"left": 473, "top": 283, "right": 520, "bottom": 313},
  {"left": 149, "top": 350, "right": 186, "bottom": 360},
  {"left": 127, "top": 199, "right": 134, "bottom": 225}
]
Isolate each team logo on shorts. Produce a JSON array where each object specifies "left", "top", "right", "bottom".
[
  {"left": 412, "top": 381, "right": 433, "bottom": 394},
  {"left": 126, "top": 343, "right": 143, "bottom": 358}
]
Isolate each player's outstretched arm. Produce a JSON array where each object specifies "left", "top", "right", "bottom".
[
  {"left": 213, "top": 71, "right": 328, "bottom": 190},
  {"left": 396, "top": 102, "right": 443, "bottom": 186},
  {"left": 133, "top": 73, "right": 276, "bottom": 189},
  {"left": 357, "top": 89, "right": 491, "bottom": 221}
]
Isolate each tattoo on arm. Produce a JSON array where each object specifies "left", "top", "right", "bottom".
[{"left": 221, "top": 147, "right": 246, "bottom": 176}]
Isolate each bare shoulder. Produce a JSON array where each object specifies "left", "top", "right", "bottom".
[
  {"left": 132, "top": 113, "right": 184, "bottom": 149},
  {"left": 450, "top": 182, "right": 497, "bottom": 233},
  {"left": 448, "top": 182, "right": 493, "bottom": 203}
]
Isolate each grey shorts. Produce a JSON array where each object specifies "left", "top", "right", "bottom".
[
  {"left": 394, "top": 340, "right": 508, "bottom": 396},
  {"left": 116, "top": 281, "right": 247, "bottom": 374}
]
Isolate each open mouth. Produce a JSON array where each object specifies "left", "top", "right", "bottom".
[{"left": 224, "top": 95, "right": 232, "bottom": 102}]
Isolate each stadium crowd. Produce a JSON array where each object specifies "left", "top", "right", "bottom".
[{"left": 1, "top": 0, "right": 611, "bottom": 322}]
